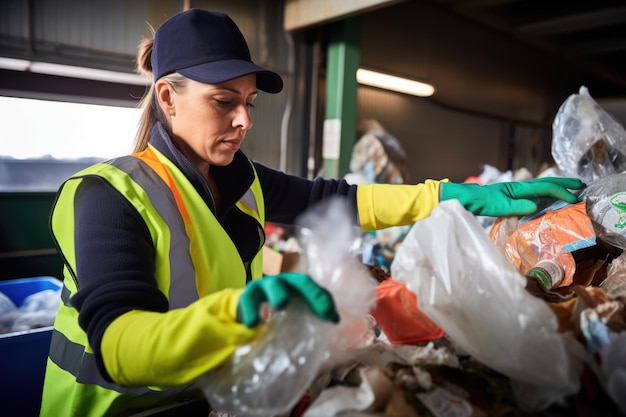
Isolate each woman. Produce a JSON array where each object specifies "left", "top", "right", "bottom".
[{"left": 40, "top": 8, "right": 585, "bottom": 416}]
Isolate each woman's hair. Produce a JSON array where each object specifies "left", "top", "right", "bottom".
[{"left": 134, "top": 37, "right": 188, "bottom": 152}]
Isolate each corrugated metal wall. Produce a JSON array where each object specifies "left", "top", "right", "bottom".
[
  {"left": 0, "top": 0, "right": 151, "bottom": 70},
  {"left": 0, "top": 0, "right": 306, "bottom": 175}
]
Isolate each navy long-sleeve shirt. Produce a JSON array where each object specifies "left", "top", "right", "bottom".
[{"left": 66, "top": 123, "right": 358, "bottom": 373}]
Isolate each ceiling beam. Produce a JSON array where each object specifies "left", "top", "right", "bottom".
[
  {"left": 444, "top": 0, "right": 520, "bottom": 11},
  {"left": 513, "top": 7, "right": 626, "bottom": 36},
  {"left": 564, "top": 36, "right": 626, "bottom": 56},
  {"left": 284, "top": 0, "right": 405, "bottom": 31}
]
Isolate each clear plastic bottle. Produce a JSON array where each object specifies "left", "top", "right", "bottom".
[
  {"left": 199, "top": 299, "right": 331, "bottom": 417},
  {"left": 525, "top": 259, "right": 565, "bottom": 290}
]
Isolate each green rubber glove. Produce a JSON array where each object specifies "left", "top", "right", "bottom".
[
  {"left": 237, "top": 272, "right": 340, "bottom": 328},
  {"left": 440, "top": 177, "right": 586, "bottom": 217}
]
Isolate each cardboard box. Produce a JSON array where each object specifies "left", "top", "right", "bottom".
[
  {"left": 0, "top": 276, "right": 62, "bottom": 417},
  {"left": 262, "top": 245, "right": 300, "bottom": 276}
]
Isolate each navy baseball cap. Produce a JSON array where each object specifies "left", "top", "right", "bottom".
[{"left": 151, "top": 9, "right": 283, "bottom": 93}]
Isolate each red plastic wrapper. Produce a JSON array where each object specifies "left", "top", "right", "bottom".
[{"left": 371, "top": 278, "right": 444, "bottom": 345}]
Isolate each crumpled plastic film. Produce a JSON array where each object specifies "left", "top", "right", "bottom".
[
  {"left": 200, "top": 197, "right": 376, "bottom": 417},
  {"left": 600, "top": 332, "right": 626, "bottom": 415},
  {"left": 200, "top": 299, "right": 331, "bottom": 417},
  {"left": 489, "top": 200, "right": 596, "bottom": 288},
  {"left": 391, "top": 199, "right": 593, "bottom": 411},
  {"left": 551, "top": 86, "right": 626, "bottom": 183},
  {"left": 296, "top": 197, "right": 378, "bottom": 369},
  {"left": 602, "top": 251, "right": 626, "bottom": 298}
]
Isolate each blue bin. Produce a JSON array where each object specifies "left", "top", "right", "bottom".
[{"left": 0, "top": 276, "right": 62, "bottom": 417}]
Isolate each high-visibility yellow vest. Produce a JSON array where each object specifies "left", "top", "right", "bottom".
[{"left": 40, "top": 145, "right": 265, "bottom": 416}]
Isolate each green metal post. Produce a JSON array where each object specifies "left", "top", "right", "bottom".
[{"left": 322, "top": 16, "right": 361, "bottom": 179}]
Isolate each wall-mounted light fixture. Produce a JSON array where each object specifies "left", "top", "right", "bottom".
[
  {"left": 0, "top": 57, "right": 150, "bottom": 86},
  {"left": 356, "top": 68, "right": 435, "bottom": 97}
]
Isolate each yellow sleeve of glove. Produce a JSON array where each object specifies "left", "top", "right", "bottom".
[
  {"left": 357, "top": 179, "right": 445, "bottom": 231},
  {"left": 101, "top": 288, "right": 259, "bottom": 389}
]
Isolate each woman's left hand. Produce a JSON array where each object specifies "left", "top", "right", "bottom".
[{"left": 237, "top": 272, "right": 340, "bottom": 328}]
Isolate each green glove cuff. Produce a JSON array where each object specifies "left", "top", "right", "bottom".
[
  {"left": 440, "top": 177, "right": 585, "bottom": 217},
  {"left": 238, "top": 272, "right": 340, "bottom": 328}
]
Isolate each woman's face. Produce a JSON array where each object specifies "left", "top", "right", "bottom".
[{"left": 163, "top": 74, "right": 257, "bottom": 170}]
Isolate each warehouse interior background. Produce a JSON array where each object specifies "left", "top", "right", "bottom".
[
  {"left": 4, "top": 3, "right": 626, "bottom": 415},
  {"left": 3, "top": 0, "right": 626, "bottom": 184},
  {"left": 3, "top": 0, "right": 626, "bottom": 278}
]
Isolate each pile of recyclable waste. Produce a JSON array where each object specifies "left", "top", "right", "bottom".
[{"left": 206, "top": 87, "right": 626, "bottom": 417}]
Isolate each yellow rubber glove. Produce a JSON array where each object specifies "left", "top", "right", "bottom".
[
  {"left": 102, "top": 288, "right": 258, "bottom": 389},
  {"left": 357, "top": 180, "right": 442, "bottom": 231}
]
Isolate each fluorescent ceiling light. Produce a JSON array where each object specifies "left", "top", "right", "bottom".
[
  {"left": 356, "top": 68, "right": 435, "bottom": 97},
  {"left": 0, "top": 57, "right": 30, "bottom": 71},
  {"left": 29, "top": 62, "right": 150, "bottom": 85},
  {"left": 0, "top": 58, "right": 150, "bottom": 86}
]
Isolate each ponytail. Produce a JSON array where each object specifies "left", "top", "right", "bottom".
[{"left": 133, "top": 37, "right": 189, "bottom": 153}]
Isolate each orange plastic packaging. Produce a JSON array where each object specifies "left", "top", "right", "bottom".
[
  {"left": 489, "top": 200, "right": 596, "bottom": 288},
  {"left": 370, "top": 278, "right": 445, "bottom": 344}
]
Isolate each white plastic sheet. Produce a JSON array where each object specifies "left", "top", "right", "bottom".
[{"left": 392, "top": 200, "right": 592, "bottom": 411}]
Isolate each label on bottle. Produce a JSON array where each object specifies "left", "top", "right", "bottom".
[{"left": 526, "top": 260, "right": 564, "bottom": 289}]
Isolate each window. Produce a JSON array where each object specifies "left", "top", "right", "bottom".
[{"left": 0, "top": 96, "right": 141, "bottom": 191}]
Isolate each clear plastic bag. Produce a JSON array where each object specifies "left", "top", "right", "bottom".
[
  {"left": 584, "top": 171, "right": 626, "bottom": 250},
  {"left": 551, "top": 86, "right": 626, "bottom": 183},
  {"left": 602, "top": 251, "right": 626, "bottom": 299},
  {"left": 0, "top": 292, "right": 16, "bottom": 315},
  {"left": 296, "top": 198, "right": 377, "bottom": 368},
  {"left": 392, "top": 199, "right": 592, "bottom": 411},
  {"left": 201, "top": 197, "right": 376, "bottom": 416},
  {"left": 0, "top": 288, "right": 60, "bottom": 334}
]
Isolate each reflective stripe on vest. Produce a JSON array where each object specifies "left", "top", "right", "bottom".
[
  {"left": 106, "top": 155, "right": 197, "bottom": 308},
  {"left": 48, "top": 329, "right": 181, "bottom": 396}
]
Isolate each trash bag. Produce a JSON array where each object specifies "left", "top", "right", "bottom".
[
  {"left": 552, "top": 86, "right": 626, "bottom": 183},
  {"left": 392, "top": 199, "right": 593, "bottom": 411}
]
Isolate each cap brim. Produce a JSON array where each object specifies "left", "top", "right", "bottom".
[{"left": 178, "top": 59, "right": 283, "bottom": 93}]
